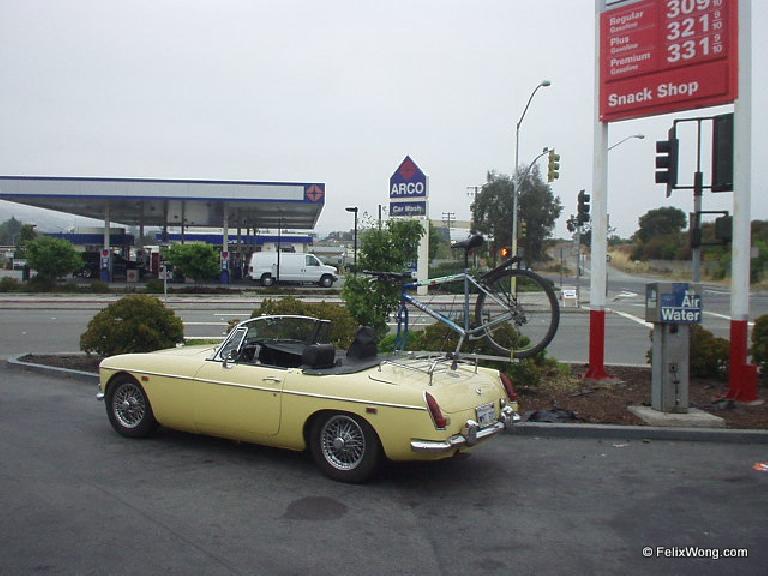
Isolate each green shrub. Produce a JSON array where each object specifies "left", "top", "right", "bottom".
[
  {"left": 144, "top": 278, "right": 165, "bottom": 294},
  {"left": 80, "top": 295, "right": 183, "bottom": 356},
  {"left": 0, "top": 277, "right": 20, "bottom": 292},
  {"left": 751, "top": 315, "right": 768, "bottom": 376},
  {"left": 251, "top": 297, "right": 357, "bottom": 348},
  {"left": 89, "top": 281, "right": 111, "bottom": 294},
  {"left": 25, "top": 236, "right": 84, "bottom": 281},
  {"left": 690, "top": 324, "right": 729, "bottom": 379},
  {"left": 27, "top": 275, "right": 56, "bottom": 291}
]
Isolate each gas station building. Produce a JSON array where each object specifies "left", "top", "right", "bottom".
[{"left": 0, "top": 176, "right": 326, "bottom": 283}]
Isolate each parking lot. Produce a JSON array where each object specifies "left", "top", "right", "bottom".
[{"left": 1, "top": 365, "right": 767, "bottom": 575}]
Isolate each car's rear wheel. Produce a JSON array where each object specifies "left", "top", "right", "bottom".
[
  {"left": 310, "top": 413, "right": 381, "bottom": 483},
  {"left": 105, "top": 375, "right": 158, "bottom": 438}
]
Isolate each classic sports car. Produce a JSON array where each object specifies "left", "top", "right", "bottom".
[{"left": 98, "top": 315, "right": 520, "bottom": 482}]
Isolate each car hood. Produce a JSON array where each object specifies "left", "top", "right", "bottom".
[{"left": 99, "top": 345, "right": 215, "bottom": 370}]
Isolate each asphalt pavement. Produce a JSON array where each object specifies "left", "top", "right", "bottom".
[{"left": 1, "top": 366, "right": 767, "bottom": 576}]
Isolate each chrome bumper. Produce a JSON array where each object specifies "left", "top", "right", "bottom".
[{"left": 410, "top": 410, "right": 520, "bottom": 454}]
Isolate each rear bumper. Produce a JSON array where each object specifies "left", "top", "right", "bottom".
[{"left": 410, "top": 408, "right": 519, "bottom": 454}]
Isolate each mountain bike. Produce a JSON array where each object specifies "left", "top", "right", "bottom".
[{"left": 366, "top": 234, "right": 560, "bottom": 360}]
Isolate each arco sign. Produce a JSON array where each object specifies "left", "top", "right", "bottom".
[{"left": 600, "top": 0, "right": 738, "bottom": 122}]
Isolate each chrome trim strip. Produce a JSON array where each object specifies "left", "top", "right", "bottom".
[
  {"left": 281, "top": 389, "right": 426, "bottom": 411},
  {"left": 102, "top": 367, "right": 427, "bottom": 411},
  {"left": 410, "top": 421, "right": 504, "bottom": 453}
]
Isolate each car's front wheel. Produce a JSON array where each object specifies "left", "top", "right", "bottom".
[
  {"left": 318, "top": 274, "right": 334, "bottom": 288},
  {"left": 105, "top": 375, "right": 158, "bottom": 438},
  {"left": 310, "top": 413, "right": 381, "bottom": 483}
]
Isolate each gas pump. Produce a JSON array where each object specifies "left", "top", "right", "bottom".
[
  {"left": 220, "top": 251, "right": 230, "bottom": 284},
  {"left": 645, "top": 283, "right": 703, "bottom": 413},
  {"left": 99, "top": 248, "right": 111, "bottom": 283}
]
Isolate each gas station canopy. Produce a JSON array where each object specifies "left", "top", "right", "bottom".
[{"left": 0, "top": 176, "right": 326, "bottom": 229}]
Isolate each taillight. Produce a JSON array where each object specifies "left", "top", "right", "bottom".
[
  {"left": 499, "top": 373, "right": 518, "bottom": 401},
  {"left": 425, "top": 392, "right": 447, "bottom": 429}
]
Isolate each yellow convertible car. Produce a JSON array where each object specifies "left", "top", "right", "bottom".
[{"left": 98, "top": 315, "right": 519, "bottom": 482}]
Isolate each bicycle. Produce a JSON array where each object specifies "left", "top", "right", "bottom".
[{"left": 366, "top": 234, "right": 560, "bottom": 360}]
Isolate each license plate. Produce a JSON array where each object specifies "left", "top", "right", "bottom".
[{"left": 476, "top": 402, "right": 495, "bottom": 428}]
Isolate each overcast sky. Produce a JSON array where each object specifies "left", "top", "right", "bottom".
[{"left": 0, "top": 0, "right": 765, "bottom": 238}]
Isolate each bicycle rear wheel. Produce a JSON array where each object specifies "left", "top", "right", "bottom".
[{"left": 474, "top": 269, "right": 560, "bottom": 358}]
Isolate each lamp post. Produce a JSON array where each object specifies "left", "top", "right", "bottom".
[
  {"left": 513, "top": 80, "right": 550, "bottom": 259},
  {"left": 607, "top": 133, "right": 644, "bottom": 151},
  {"left": 345, "top": 206, "right": 358, "bottom": 276}
]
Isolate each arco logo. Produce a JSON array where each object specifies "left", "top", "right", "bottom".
[{"left": 305, "top": 184, "right": 324, "bottom": 202}]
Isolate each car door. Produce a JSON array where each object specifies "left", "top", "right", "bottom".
[
  {"left": 302, "top": 254, "right": 322, "bottom": 282},
  {"left": 192, "top": 356, "right": 285, "bottom": 440}
]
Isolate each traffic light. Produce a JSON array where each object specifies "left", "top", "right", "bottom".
[
  {"left": 577, "top": 189, "right": 590, "bottom": 225},
  {"left": 547, "top": 149, "right": 560, "bottom": 182},
  {"left": 566, "top": 216, "right": 575, "bottom": 233},
  {"left": 499, "top": 246, "right": 512, "bottom": 259},
  {"left": 655, "top": 127, "right": 679, "bottom": 197}
]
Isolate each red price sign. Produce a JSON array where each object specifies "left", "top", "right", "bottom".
[{"left": 600, "top": 0, "right": 738, "bottom": 122}]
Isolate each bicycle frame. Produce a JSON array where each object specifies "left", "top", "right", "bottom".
[{"left": 395, "top": 269, "right": 517, "bottom": 356}]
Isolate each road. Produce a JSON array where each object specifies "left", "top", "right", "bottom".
[
  {"left": 1, "top": 268, "right": 766, "bottom": 364},
  {"left": 1, "top": 367, "right": 766, "bottom": 576}
]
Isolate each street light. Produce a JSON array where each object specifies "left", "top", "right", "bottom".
[
  {"left": 513, "top": 79, "right": 551, "bottom": 259},
  {"left": 607, "top": 133, "right": 645, "bottom": 151},
  {"left": 345, "top": 206, "right": 358, "bottom": 276}
]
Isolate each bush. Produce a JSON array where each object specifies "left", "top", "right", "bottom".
[
  {"left": 80, "top": 295, "right": 183, "bottom": 356},
  {"left": 144, "top": 278, "right": 165, "bottom": 294},
  {"left": 89, "top": 281, "right": 111, "bottom": 294},
  {"left": 25, "top": 236, "right": 84, "bottom": 281},
  {"left": 751, "top": 315, "right": 768, "bottom": 376},
  {"left": 251, "top": 297, "right": 357, "bottom": 348},
  {"left": 400, "top": 322, "right": 562, "bottom": 388},
  {"left": 0, "top": 277, "right": 20, "bottom": 292},
  {"left": 166, "top": 243, "right": 219, "bottom": 283},
  {"left": 690, "top": 324, "right": 729, "bottom": 379}
]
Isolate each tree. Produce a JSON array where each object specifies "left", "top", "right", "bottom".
[
  {"left": 0, "top": 217, "right": 22, "bottom": 246},
  {"left": 25, "top": 236, "right": 84, "bottom": 281},
  {"left": 342, "top": 218, "right": 424, "bottom": 335},
  {"left": 472, "top": 168, "right": 562, "bottom": 262},
  {"left": 633, "top": 207, "right": 686, "bottom": 244},
  {"left": 518, "top": 166, "right": 562, "bottom": 261},
  {"left": 166, "top": 243, "right": 219, "bottom": 283},
  {"left": 428, "top": 221, "right": 451, "bottom": 261}
]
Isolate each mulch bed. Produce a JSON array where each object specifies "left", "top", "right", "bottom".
[
  {"left": 15, "top": 355, "right": 768, "bottom": 429},
  {"left": 522, "top": 365, "right": 768, "bottom": 429}
]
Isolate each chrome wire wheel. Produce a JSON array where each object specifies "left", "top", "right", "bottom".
[
  {"left": 112, "top": 382, "right": 147, "bottom": 429},
  {"left": 320, "top": 415, "right": 366, "bottom": 471}
]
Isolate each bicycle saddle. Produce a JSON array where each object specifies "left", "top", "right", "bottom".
[{"left": 452, "top": 234, "right": 484, "bottom": 251}]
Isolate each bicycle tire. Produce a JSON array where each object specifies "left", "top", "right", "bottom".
[{"left": 474, "top": 268, "right": 560, "bottom": 358}]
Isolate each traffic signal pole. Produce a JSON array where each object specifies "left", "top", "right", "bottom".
[
  {"left": 729, "top": 0, "right": 759, "bottom": 403},
  {"left": 585, "top": 0, "right": 611, "bottom": 381}
]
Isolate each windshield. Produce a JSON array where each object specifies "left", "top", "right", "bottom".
[{"left": 244, "top": 316, "right": 331, "bottom": 344}]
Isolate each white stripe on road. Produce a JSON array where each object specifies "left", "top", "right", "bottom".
[
  {"left": 704, "top": 311, "right": 755, "bottom": 327},
  {"left": 610, "top": 309, "right": 653, "bottom": 329}
]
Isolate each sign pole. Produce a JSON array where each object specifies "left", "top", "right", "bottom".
[
  {"left": 728, "top": 0, "right": 759, "bottom": 402},
  {"left": 586, "top": 0, "right": 611, "bottom": 381}
]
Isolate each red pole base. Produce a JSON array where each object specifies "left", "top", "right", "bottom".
[
  {"left": 584, "top": 309, "right": 613, "bottom": 380},
  {"left": 727, "top": 319, "right": 759, "bottom": 403}
]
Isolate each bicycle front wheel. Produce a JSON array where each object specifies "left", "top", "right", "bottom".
[{"left": 474, "top": 269, "right": 560, "bottom": 358}]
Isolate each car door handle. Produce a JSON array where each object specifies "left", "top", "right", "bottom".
[{"left": 262, "top": 376, "right": 282, "bottom": 383}]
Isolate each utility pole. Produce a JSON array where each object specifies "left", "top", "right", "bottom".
[
  {"left": 466, "top": 186, "right": 482, "bottom": 231},
  {"left": 441, "top": 211, "right": 455, "bottom": 235}
]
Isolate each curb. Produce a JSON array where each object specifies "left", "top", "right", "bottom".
[
  {"left": 509, "top": 422, "right": 768, "bottom": 444},
  {"left": 6, "top": 355, "right": 99, "bottom": 383}
]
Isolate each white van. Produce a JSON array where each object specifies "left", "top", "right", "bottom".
[{"left": 248, "top": 252, "right": 338, "bottom": 287}]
